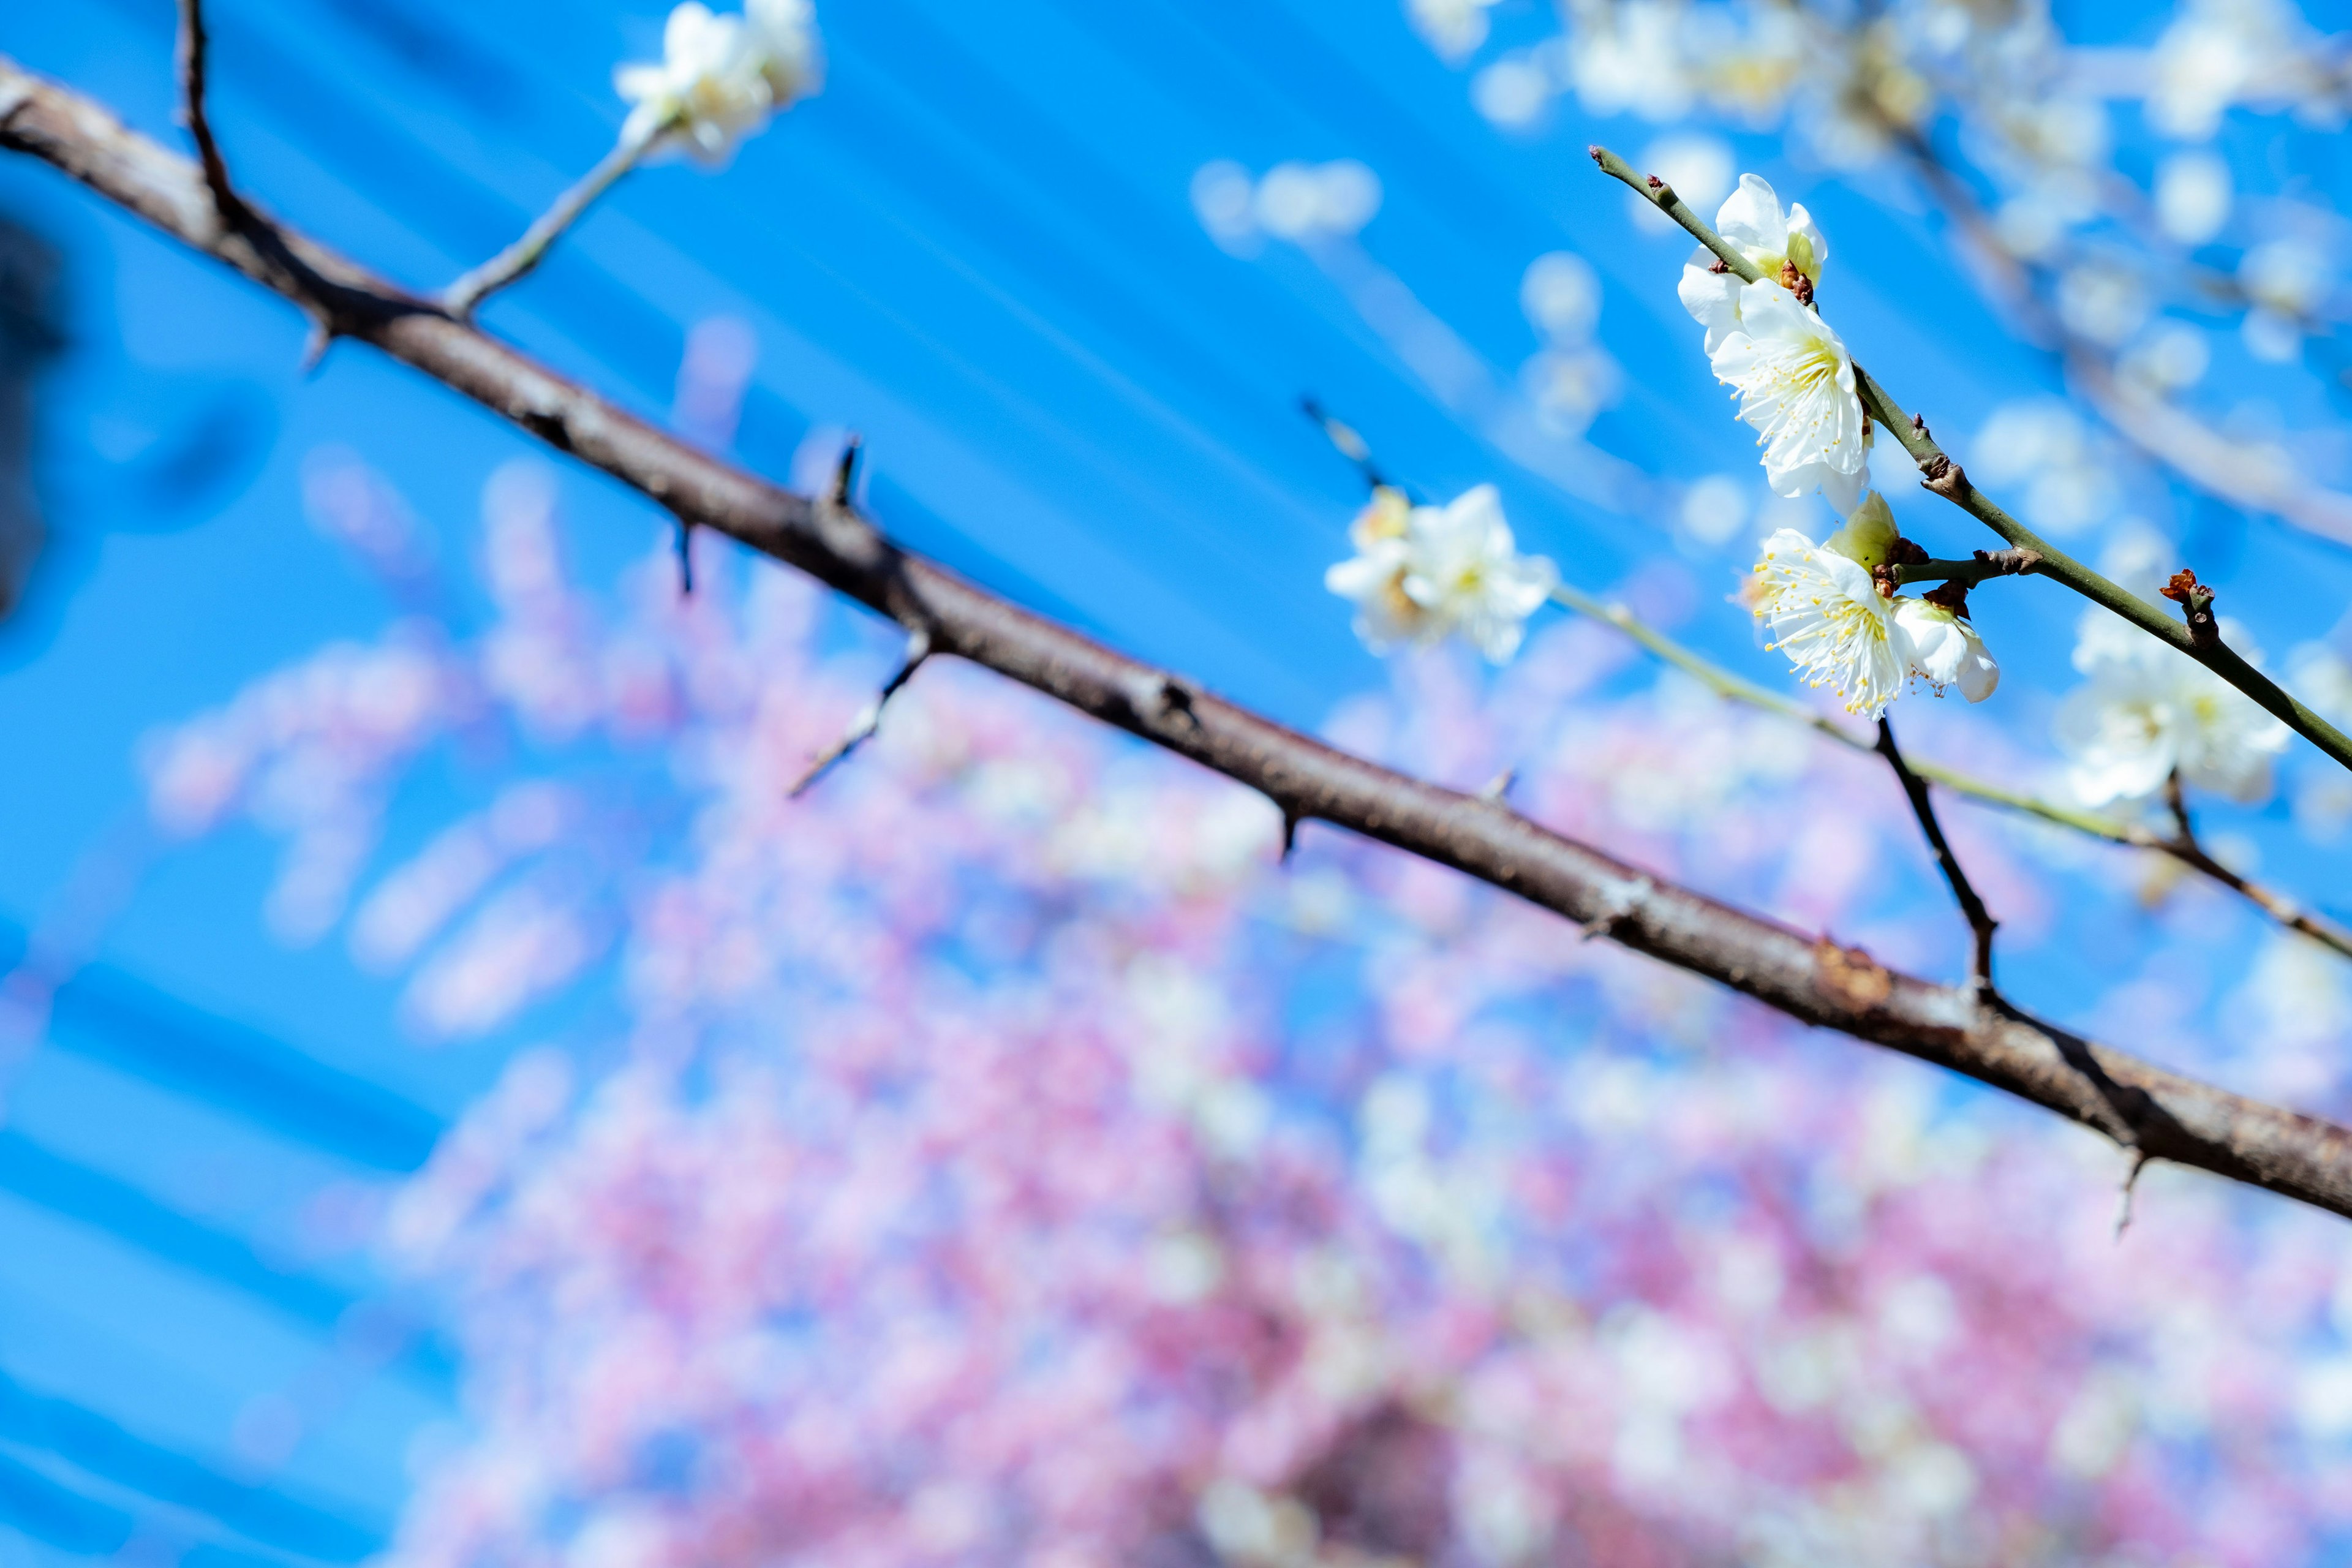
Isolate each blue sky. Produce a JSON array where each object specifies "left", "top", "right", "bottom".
[{"left": 6, "top": 0, "right": 2352, "bottom": 1554}]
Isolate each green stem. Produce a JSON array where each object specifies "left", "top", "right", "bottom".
[
  {"left": 443, "top": 120, "right": 666, "bottom": 319},
  {"left": 1588, "top": 143, "right": 2352, "bottom": 781}
]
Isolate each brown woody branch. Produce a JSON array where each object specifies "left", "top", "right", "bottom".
[
  {"left": 173, "top": 0, "right": 243, "bottom": 227},
  {"left": 9, "top": 56, "right": 2352, "bottom": 1218},
  {"left": 1875, "top": 718, "right": 1998, "bottom": 997}
]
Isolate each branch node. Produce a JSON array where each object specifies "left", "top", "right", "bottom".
[
  {"left": 1580, "top": 876, "right": 1654, "bottom": 942},
  {"left": 788, "top": 627, "right": 933, "bottom": 797},
  {"left": 1920, "top": 454, "right": 1969, "bottom": 499},
  {"left": 2161, "top": 568, "right": 2221, "bottom": 650},
  {"left": 1812, "top": 937, "right": 1894, "bottom": 1010},
  {"left": 1127, "top": 673, "right": 1202, "bottom": 736}
]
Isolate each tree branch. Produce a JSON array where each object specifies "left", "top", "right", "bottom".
[
  {"left": 1548, "top": 581, "right": 2352, "bottom": 965},
  {"left": 1880, "top": 122, "right": 2352, "bottom": 554},
  {"left": 1877, "top": 717, "right": 1999, "bottom": 994},
  {"left": 1589, "top": 143, "right": 2352, "bottom": 783},
  {"left": 11, "top": 57, "right": 2352, "bottom": 1219}
]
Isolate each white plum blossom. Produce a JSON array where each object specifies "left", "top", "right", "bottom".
[
  {"left": 1893, "top": 599, "right": 1999, "bottom": 702},
  {"left": 1708, "top": 278, "right": 1872, "bottom": 513},
  {"left": 2055, "top": 610, "right": 2290, "bottom": 807},
  {"left": 1752, "top": 493, "right": 1997, "bottom": 716},
  {"left": 1678, "top": 174, "right": 1830, "bottom": 352},
  {"left": 617, "top": 0, "right": 823, "bottom": 164},
  {"left": 1327, "top": 484, "right": 1558, "bottom": 663},
  {"left": 1751, "top": 496, "right": 1904, "bottom": 717}
]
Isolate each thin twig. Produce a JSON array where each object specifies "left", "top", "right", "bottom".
[
  {"left": 1300, "top": 396, "right": 1398, "bottom": 496},
  {"left": 444, "top": 124, "right": 664, "bottom": 320},
  {"left": 1884, "top": 123, "right": 2352, "bottom": 552},
  {"left": 15, "top": 58, "right": 2352, "bottom": 1218},
  {"left": 1589, "top": 143, "right": 2352, "bottom": 784},
  {"left": 174, "top": 0, "right": 245, "bottom": 228},
  {"left": 1877, "top": 716, "right": 2000, "bottom": 995},
  {"left": 789, "top": 627, "right": 932, "bottom": 797},
  {"left": 1548, "top": 583, "right": 2352, "bottom": 964}
]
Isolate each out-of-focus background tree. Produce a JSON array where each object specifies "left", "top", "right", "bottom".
[{"left": 8, "top": 0, "right": 2352, "bottom": 1563}]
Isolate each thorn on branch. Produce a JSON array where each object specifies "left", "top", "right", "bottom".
[
  {"left": 674, "top": 516, "right": 695, "bottom": 597},
  {"left": 2161, "top": 568, "right": 2221, "bottom": 650},
  {"left": 2115, "top": 1148, "right": 2152, "bottom": 1239},
  {"left": 298, "top": 319, "right": 337, "bottom": 375},
  {"left": 831, "top": 435, "right": 862, "bottom": 509},
  {"left": 788, "top": 626, "right": 932, "bottom": 797},
  {"left": 1280, "top": 807, "right": 1302, "bottom": 864},
  {"left": 1480, "top": 767, "right": 1516, "bottom": 804}
]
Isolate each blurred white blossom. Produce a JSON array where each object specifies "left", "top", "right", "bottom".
[
  {"left": 1519, "top": 252, "right": 1623, "bottom": 436},
  {"left": 1327, "top": 484, "right": 1557, "bottom": 662},
  {"left": 1678, "top": 473, "right": 1749, "bottom": 548},
  {"left": 1474, "top": 54, "right": 1556, "bottom": 127},
  {"left": 1409, "top": 0, "right": 1504, "bottom": 62},
  {"left": 616, "top": 0, "right": 821, "bottom": 164},
  {"left": 2056, "top": 610, "right": 2291, "bottom": 806},
  {"left": 1191, "top": 159, "right": 1382, "bottom": 252},
  {"left": 2239, "top": 236, "right": 2332, "bottom": 361},
  {"left": 2154, "top": 151, "right": 2233, "bottom": 244},
  {"left": 1634, "top": 134, "right": 1734, "bottom": 233},
  {"left": 2057, "top": 259, "right": 2151, "bottom": 347},
  {"left": 2147, "top": 0, "right": 2329, "bottom": 141},
  {"left": 1969, "top": 401, "right": 2117, "bottom": 535},
  {"left": 2117, "top": 320, "right": 2212, "bottom": 393}
]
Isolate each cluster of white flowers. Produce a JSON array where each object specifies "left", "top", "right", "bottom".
[
  {"left": 1326, "top": 485, "right": 1559, "bottom": 663},
  {"left": 1679, "top": 176, "right": 1872, "bottom": 513},
  {"left": 617, "top": 0, "right": 823, "bottom": 164},
  {"left": 1751, "top": 494, "right": 1997, "bottom": 717},
  {"left": 2056, "top": 610, "right": 2291, "bottom": 807}
]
